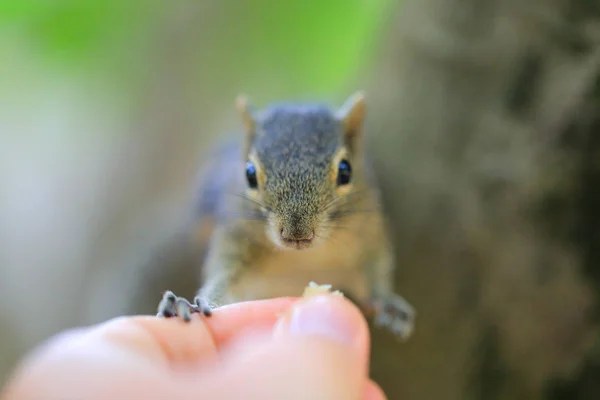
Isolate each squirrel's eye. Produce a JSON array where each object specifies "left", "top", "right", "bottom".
[
  {"left": 245, "top": 161, "right": 258, "bottom": 189},
  {"left": 337, "top": 159, "right": 352, "bottom": 186}
]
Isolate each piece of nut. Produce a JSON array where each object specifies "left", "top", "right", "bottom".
[
  {"left": 302, "top": 281, "right": 344, "bottom": 298},
  {"left": 276, "top": 282, "right": 344, "bottom": 319}
]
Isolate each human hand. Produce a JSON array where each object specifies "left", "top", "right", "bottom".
[{"left": 1, "top": 294, "right": 387, "bottom": 399}]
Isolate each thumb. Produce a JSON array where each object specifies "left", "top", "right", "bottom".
[{"left": 190, "top": 294, "right": 372, "bottom": 400}]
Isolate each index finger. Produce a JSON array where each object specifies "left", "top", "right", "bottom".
[
  {"left": 97, "top": 297, "right": 300, "bottom": 365},
  {"left": 205, "top": 296, "right": 299, "bottom": 345}
]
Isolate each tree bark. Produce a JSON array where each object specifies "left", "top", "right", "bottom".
[{"left": 365, "top": 0, "right": 600, "bottom": 399}]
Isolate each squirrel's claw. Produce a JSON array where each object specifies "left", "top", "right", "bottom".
[
  {"left": 156, "top": 290, "right": 177, "bottom": 318},
  {"left": 156, "top": 290, "right": 213, "bottom": 321},
  {"left": 193, "top": 295, "right": 213, "bottom": 317},
  {"left": 373, "top": 294, "right": 416, "bottom": 341}
]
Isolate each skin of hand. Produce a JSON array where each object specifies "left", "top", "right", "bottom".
[{"left": 1, "top": 294, "right": 387, "bottom": 400}]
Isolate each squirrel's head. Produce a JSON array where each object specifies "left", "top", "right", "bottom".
[{"left": 235, "top": 92, "right": 367, "bottom": 251}]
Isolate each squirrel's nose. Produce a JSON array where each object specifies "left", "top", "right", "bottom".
[{"left": 279, "top": 228, "right": 315, "bottom": 243}]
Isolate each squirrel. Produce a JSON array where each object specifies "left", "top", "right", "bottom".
[{"left": 156, "top": 92, "right": 415, "bottom": 340}]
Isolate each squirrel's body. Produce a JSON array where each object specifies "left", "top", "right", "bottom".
[{"left": 158, "top": 93, "right": 415, "bottom": 339}]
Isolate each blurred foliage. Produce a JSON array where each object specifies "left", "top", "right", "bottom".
[
  {"left": 0, "top": 1, "right": 147, "bottom": 58},
  {"left": 0, "top": 0, "right": 392, "bottom": 100}
]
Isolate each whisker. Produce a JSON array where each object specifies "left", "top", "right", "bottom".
[
  {"left": 226, "top": 190, "right": 271, "bottom": 211},
  {"left": 216, "top": 211, "right": 268, "bottom": 224},
  {"left": 328, "top": 209, "right": 378, "bottom": 219},
  {"left": 320, "top": 189, "right": 371, "bottom": 214},
  {"left": 314, "top": 230, "right": 336, "bottom": 245},
  {"left": 316, "top": 229, "right": 353, "bottom": 253},
  {"left": 320, "top": 221, "right": 355, "bottom": 239},
  {"left": 320, "top": 222, "right": 352, "bottom": 231},
  {"left": 321, "top": 188, "right": 366, "bottom": 207}
]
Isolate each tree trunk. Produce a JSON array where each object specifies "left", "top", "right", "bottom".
[{"left": 365, "top": 0, "right": 600, "bottom": 399}]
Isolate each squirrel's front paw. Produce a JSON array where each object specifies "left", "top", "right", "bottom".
[
  {"left": 373, "top": 294, "right": 415, "bottom": 340},
  {"left": 156, "top": 290, "right": 213, "bottom": 322}
]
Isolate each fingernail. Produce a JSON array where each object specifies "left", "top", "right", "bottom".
[{"left": 276, "top": 295, "right": 359, "bottom": 345}]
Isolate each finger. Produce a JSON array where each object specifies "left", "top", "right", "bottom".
[
  {"left": 94, "top": 296, "right": 300, "bottom": 365},
  {"left": 98, "top": 315, "right": 218, "bottom": 365},
  {"left": 179, "top": 294, "right": 372, "bottom": 399},
  {"left": 273, "top": 294, "right": 371, "bottom": 372},
  {"left": 217, "top": 329, "right": 382, "bottom": 399},
  {"left": 1, "top": 323, "right": 175, "bottom": 400},
  {"left": 206, "top": 296, "right": 298, "bottom": 346},
  {"left": 364, "top": 380, "right": 388, "bottom": 400},
  {"left": 214, "top": 336, "right": 388, "bottom": 400}
]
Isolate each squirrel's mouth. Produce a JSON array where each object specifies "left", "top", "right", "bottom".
[
  {"left": 274, "top": 228, "right": 315, "bottom": 250},
  {"left": 279, "top": 237, "right": 314, "bottom": 250}
]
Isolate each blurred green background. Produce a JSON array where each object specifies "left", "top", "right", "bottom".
[
  {"left": 2, "top": 1, "right": 600, "bottom": 399},
  {"left": 1, "top": 0, "right": 389, "bottom": 107}
]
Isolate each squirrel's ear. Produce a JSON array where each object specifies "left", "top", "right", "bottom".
[
  {"left": 336, "top": 91, "right": 366, "bottom": 138},
  {"left": 236, "top": 94, "right": 257, "bottom": 159},
  {"left": 236, "top": 94, "right": 256, "bottom": 134}
]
